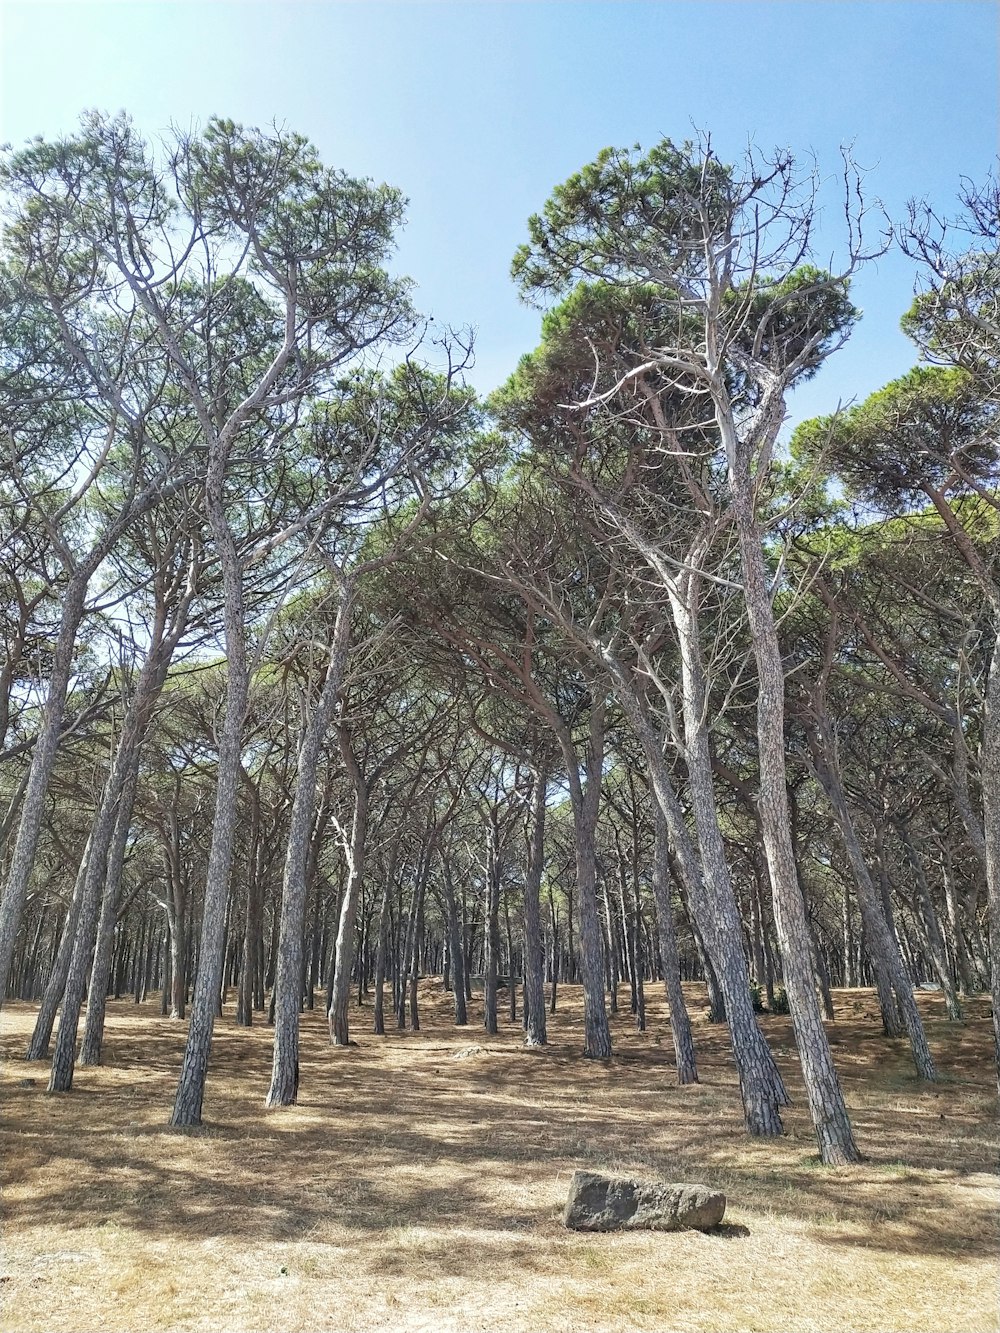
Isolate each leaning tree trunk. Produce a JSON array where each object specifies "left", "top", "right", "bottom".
[
  {"left": 0, "top": 474, "right": 170, "bottom": 1004},
  {"left": 25, "top": 842, "right": 89, "bottom": 1060},
  {"left": 650, "top": 805, "right": 698, "bottom": 1084},
  {"left": 170, "top": 515, "right": 249, "bottom": 1127},
  {"left": 329, "top": 762, "right": 369, "bottom": 1047},
  {"left": 940, "top": 847, "right": 979, "bottom": 996},
  {"left": 809, "top": 728, "right": 937, "bottom": 1080},
  {"left": 80, "top": 596, "right": 190, "bottom": 1065},
  {"left": 669, "top": 587, "right": 789, "bottom": 1126},
  {"left": 48, "top": 639, "right": 172, "bottom": 1094},
  {"left": 730, "top": 464, "right": 860, "bottom": 1165},
  {"left": 48, "top": 792, "right": 124, "bottom": 1091},
  {"left": 522, "top": 769, "right": 548, "bottom": 1047},
  {"left": 920, "top": 487, "right": 1000, "bottom": 1092},
  {"left": 79, "top": 742, "right": 144, "bottom": 1065},
  {"left": 266, "top": 591, "right": 353, "bottom": 1106},
  {"left": 895, "top": 822, "right": 962, "bottom": 1020},
  {"left": 0, "top": 576, "right": 90, "bottom": 1002},
  {"left": 609, "top": 667, "right": 786, "bottom": 1126},
  {"left": 18, "top": 904, "right": 48, "bottom": 1002},
  {"left": 558, "top": 700, "right": 612, "bottom": 1059}
]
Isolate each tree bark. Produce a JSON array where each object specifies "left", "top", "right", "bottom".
[
  {"left": 610, "top": 668, "right": 786, "bottom": 1127},
  {"left": 169, "top": 503, "right": 251, "bottom": 1125},
  {"left": 483, "top": 819, "right": 501, "bottom": 1037},
  {"left": 650, "top": 806, "right": 698, "bottom": 1083},
  {"left": 49, "top": 619, "right": 178, "bottom": 1093},
  {"left": 558, "top": 697, "right": 612, "bottom": 1059},
  {"left": 25, "top": 846, "right": 89, "bottom": 1061},
  {"left": 895, "top": 821, "right": 962, "bottom": 1020},
  {"left": 78, "top": 741, "right": 144, "bottom": 1065},
  {"left": 266, "top": 590, "right": 352, "bottom": 1105},
  {"left": 329, "top": 737, "right": 369, "bottom": 1047},
  {"left": 439, "top": 855, "right": 468, "bottom": 1026},
  {"left": 728, "top": 464, "right": 860, "bottom": 1164},
  {"left": 808, "top": 726, "right": 937, "bottom": 1079},
  {"left": 522, "top": 769, "right": 548, "bottom": 1046}
]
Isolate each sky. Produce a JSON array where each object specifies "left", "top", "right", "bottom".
[{"left": 0, "top": 0, "right": 996, "bottom": 435}]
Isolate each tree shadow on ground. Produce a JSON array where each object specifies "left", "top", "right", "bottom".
[{"left": 2, "top": 985, "right": 996, "bottom": 1273}]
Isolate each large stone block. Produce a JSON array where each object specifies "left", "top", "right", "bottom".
[{"left": 563, "top": 1169, "right": 726, "bottom": 1232}]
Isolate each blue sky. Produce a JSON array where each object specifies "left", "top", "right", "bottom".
[{"left": 0, "top": 1, "right": 996, "bottom": 432}]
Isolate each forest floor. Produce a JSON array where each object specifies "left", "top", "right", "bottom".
[{"left": 1, "top": 983, "right": 997, "bottom": 1333}]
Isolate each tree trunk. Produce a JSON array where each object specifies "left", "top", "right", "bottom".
[
  {"left": 559, "top": 699, "right": 612, "bottom": 1059},
  {"left": 650, "top": 806, "right": 698, "bottom": 1083},
  {"left": 895, "top": 822, "right": 962, "bottom": 1019},
  {"left": 26, "top": 846, "right": 89, "bottom": 1061},
  {"left": 372, "top": 859, "right": 397, "bottom": 1036},
  {"left": 522, "top": 769, "right": 547, "bottom": 1046},
  {"left": 439, "top": 857, "right": 468, "bottom": 1026},
  {"left": 809, "top": 726, "right": 937, "bottom": 1079},
  {"left": 611, "top": 669, "right": 786, "bottom": 1126},
  {"left": 170, "top": 509, "right": 250, "bottom": 1126},
  {"left": 267, "top": 590, "right": 352, "bottom": 1106},
  {"left": 983, "top": 625, "right": 1000, "bottom": 1095},
  {"left": 729, "top": 466, "right": 860, "bottom": 1164},
  {"left": 329, "top": 755, "right": 369, "bottom": 1047},
  {"left": 0, "top": 577, "right": 91, "bottom": 1001},
  {"left": 49, "top": 628, "right": 175, "bottom": 1093},
  {"left": 483, "top": 823, "right": 501, "bottom": 1037},
  {"left": 79, "top": 740, "right": 144, "bottom": 1065}
]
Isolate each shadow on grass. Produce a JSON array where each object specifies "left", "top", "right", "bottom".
[{"left": 2, "top": 985, "right": 997, "bottom": 1272}]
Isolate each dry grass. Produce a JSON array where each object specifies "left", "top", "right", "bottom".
[{"left": 1, "top": 983, "right": 997, "bottom": 1333}]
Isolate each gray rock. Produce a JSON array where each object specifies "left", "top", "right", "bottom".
[{"left": 563, "top": 1169, "right": 726, "bottom": 1232}]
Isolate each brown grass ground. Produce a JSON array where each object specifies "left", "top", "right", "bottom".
[{"left": 1, "top": 982, "right": 997, "bottom": 1333}]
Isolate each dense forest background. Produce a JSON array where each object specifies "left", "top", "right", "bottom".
[{"left": 1, "top": 114, "right": 997, "bottom": 1167}]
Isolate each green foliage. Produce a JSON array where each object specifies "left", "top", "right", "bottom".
[
  {"left": 726, "top": 265, "right": 859, "bottom": 386},
  {"left": 792, "top": 365, "right": 997, "bottom": 506},
  {"left": 511, "top": 138, "right": 735, "bottom": 299}
]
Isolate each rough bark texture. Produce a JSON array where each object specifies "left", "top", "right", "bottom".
[
  {"left": 169, "top": 507, "right": 249, "bottom": 1126},
  {"left": 49, "top": 664, "right": 163, "bottom": 1094},
  {"left": 672, "top": 587, "right": 789, "bottom": 1114},
  {"left": 730, "top": 471, "right": 860, "bottom": 1165},
  {"left": 612, "top": 671, "right": 786, "bottom": 1128},
  {"left": 0, "top": 578, "right": 89, "bottom": 1002},
  {"left": 439, "top": 859, "right": 468, "bottom": 1027},
  {"left": 0, "top": 474, "right": 170, "bottom": 1004},
  {"left": 522, "top": 769, "right": 548, "bottom": 1047},
  {"left": 984, "top": 626, "right": 1000, "bottom": 1097},
  {"left": 25, "top": 847, "right": 89, "bottom": 1061},
  {"left": 329, "top": 742, "right": 369, "bottom": 1047},
  {"left": 650, "top": 806, "right": 698, "bottom": 1084},
  {"left": 78, "top": 743, "right": 143, "bottom": 1066},
  {"left": 81, "top": 593, "right": 189, "bottom": 1065},
  {"left": 267, "top": 593, "right": 352, "bottom": 1105},
  {"left": 559, "top": 699, "right": 612, "bottom": 1059},
  {"left": 810, "top": 731, "right": 937, "bottom": 1080}
]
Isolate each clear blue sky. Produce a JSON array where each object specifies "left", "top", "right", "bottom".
[{"left": 1, "top": 1, "right": 996, "bottom": 430}]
